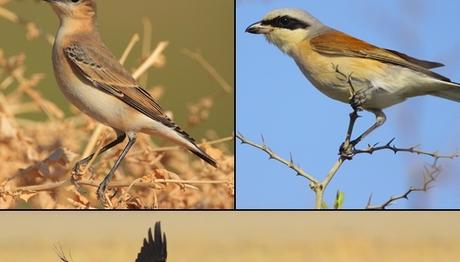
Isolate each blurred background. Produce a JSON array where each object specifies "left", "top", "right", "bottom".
[
  {"left": 1, "top": 0, "right": 234, "bottom": 137},
  {"left": 237, "top": 0, "right": 460, "bottom": 208},
  {"left": 2, "top": 211, "right": 460, "bottom": 261},
  {"left": 0, "top": 0, "right": 234, "bottom": 208}
]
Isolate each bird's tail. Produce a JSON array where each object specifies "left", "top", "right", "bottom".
[
  {"left": 189, "top": 145, "right": 218, "bottom": 168},
  {"left": 432, "top": 83, "right": 460, "bottom": 102},
  {"left": 432, "top": 87, "right": 460, "bottom": 102}
]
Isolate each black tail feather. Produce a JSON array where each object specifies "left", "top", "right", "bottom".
[{"left": 190, "top": 147, "right": 218, "bottom": 167}]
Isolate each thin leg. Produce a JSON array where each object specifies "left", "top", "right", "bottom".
[
  {"left": 97, "top": 131, "right": 137, "bottom": 200},
  {"left": 350, "top": 109, "right": 386, "bottom": 146},
  {"left": 340, "top": 109, "right": 386, "bottom": 159},
  {"left": 339, "top": 110, "right": 360, "bottom": 158},
  {"left": 73, "top": 130, "right": 126, "bottom": 174}
]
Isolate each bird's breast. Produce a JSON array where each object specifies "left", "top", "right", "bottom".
[
  {"left": 52, "top": 43, "right": 131, "bottom": 130},
  {"left": 289, "top": 40, "right": 420, "bottom": 109}
]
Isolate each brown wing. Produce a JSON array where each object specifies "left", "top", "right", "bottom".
[
  {"left": 64, "top": 43, "right": 195, "bottom": 141},
  {"left": 310, "top": 29, "right": 450, "bottom": 82}
]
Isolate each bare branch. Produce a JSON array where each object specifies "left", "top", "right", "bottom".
[
  {"left": 236, "top": 133, "right": 319, "bottom": 184},
  {"left": 354, "top": 139, "right": 459, "bottom": 160},
  {"left": 366, "top": 160, "right": 442, "bottom": 209}
]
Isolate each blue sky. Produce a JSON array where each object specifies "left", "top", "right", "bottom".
[{"left": 237, "top": 0, "right": 460, "bottom": 209}]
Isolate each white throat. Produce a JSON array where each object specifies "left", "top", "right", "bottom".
[{"left": 265, "top": 29, "right": 308, "bottom": 54}]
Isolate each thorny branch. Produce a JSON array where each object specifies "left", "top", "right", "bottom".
[
  {"left": 354, "top": 138, "right": 460, "bottom": 159},
  {"left": 238, "top": 66, "right": 459, "bottom": 209},
  {"left": 366, "top": 160, "right": 441, "bottom": 209},
  {"left": 236, "top": 133, "right": 318, "bottom": 184}
]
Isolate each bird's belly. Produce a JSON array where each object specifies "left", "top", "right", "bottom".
[
  {"left": 58, "top": 79, "right": 130, "bottom": 131},
  {"left": 291, "top": 55, "right": 433, "bottom": 109}
]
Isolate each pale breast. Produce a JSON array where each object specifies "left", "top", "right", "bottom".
[
  {"left": 52, "top": 39, "right": 132, "bottom": 131},
  {"left": 290, "top": 40, "right": 420, "bottom": 109}
]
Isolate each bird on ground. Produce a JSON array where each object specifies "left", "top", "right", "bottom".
[
  {"left": 246, "top": 8, "right": 460, "bottom": 154},
  {"left": 44, "top": 0, "right": 217, "bottom": 200}
]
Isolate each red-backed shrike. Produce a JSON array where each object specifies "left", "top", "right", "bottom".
[
  {"left": 45, "top": 0, "right": 217, "bottom": 200},
  {"left": 246, "top": 8, "right": 460, "bottom": 149}
]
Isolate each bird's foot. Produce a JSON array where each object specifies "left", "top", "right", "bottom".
[
  {"left": 97, "top": 183, "right": 107, "bottom": 202},
  {"left": 70, "top": 161, "right": 86, "bottom": 188},
  {"left": 339, "top": 140, "right": 355, "bottom": 160},
  {"left": 350, "top": 91, "right": 366, "bottom": 111}
]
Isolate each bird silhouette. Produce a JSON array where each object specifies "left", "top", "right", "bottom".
[
  {"left": 135, "top": 221, "right": 167, "bottom": 262},
  {"left": 56, "top": 221, "right": 167, "bottom": 262}
]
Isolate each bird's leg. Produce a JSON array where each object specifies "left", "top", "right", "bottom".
[
  {"left": 340, "top": 109, "right": 386, "bottom": 159},
  {"left": 339, "top": 109, "right": 360, "bottom": 159},
  {"left": 72, "top": 130, "right": 126, "bottom": 176},
  {"left": 338, "top": 71, "right": 365, "bottom": 159},
  {"left": 350, "top": 109, "right": 386, "bottom": 147},
  {"left": 97, "top": 131, "right": 136, "bottom": 201}
]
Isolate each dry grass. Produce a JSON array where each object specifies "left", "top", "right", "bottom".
[{"left": 0, "top": 1, "right": 234, "bottom": 209}]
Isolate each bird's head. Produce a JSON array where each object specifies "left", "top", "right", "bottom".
[
  {"left": 246, "top": 8, "right": 326, "bottom": 54},
  {"left": 44, "top": 0, "right": 97, "bottom": 23}
]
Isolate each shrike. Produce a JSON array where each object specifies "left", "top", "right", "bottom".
[
  {"left": 44, "top": 0, "right": 217, "bottom": 200},
  {"left": 246, "top": 8, "right": 460, "bottom": 151}
]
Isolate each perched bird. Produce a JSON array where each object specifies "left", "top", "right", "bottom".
[
  {"left": 44, "top": 0, "right": 217, "bottom": 200},
  {"left": 56, "top": 221, "right": 167, "bottom": 262},
  {"left": 246, "top": 8, "right": 460, "bottom": 151}
]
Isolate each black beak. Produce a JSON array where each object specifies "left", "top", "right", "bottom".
[{"left": 245, "top": 21, "right": 264, "bottom": 34}]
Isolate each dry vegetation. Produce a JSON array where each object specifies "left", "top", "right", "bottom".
[{"left": 0, "top": 1, "right": 234, "bottom": 209}]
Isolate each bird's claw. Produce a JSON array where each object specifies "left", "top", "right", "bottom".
[
  {"left": 97, "top": 184, "right": 107, "bottom": 201},
  {"left": 350, "top": 91, "right": 367, "bottom": 111},
  {"left": 339, "top": 141, "right": 355, "bottom": 160}
]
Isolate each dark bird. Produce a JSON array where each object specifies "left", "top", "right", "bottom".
[
  {"left": 56, "top": 221, "right": 167, "bottom": 262},
  {"left": 136, "top": 221, "right": 167, "bottom": 262}
]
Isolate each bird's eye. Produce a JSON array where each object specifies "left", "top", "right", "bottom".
[
  {"left": 71, "top": 0, "right": 80, "bottom": 3},
  {"left": 278, "top": 16, "right": 290, "bottom": 26}
]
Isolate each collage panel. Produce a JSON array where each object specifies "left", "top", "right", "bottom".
[
  {"left": 237, "top": 0, "right": 460, "bottom": 209},
  {"left": 0, "top": 0, "right": 234, "bottom": 209},
  {"left": 3, "top": 211, "right": 460, "bottom": 261}
]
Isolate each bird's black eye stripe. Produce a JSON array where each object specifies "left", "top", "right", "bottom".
[{"left": 261, "top": 16, "right": 309, "bottom": 30}]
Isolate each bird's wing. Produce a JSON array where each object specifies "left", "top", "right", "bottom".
[
  {"left": 135, "top": 222, "right": 168, "bottom": 262},
  {"left": 64, "top": 43, "right": 195, "bottom": 141},
  {"left": 310, "top": 29, "right": 450, "bottom": 82}
]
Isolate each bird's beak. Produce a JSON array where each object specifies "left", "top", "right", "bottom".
[{"left": 245, "top": 21, "right": 272, "bottom": 34}]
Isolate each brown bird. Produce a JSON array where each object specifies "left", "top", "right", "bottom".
[
  {"left": 44, "top": 0, "right": 217, "bottom": 200},
  {"left": 246, "top": 8, "right": 460, "bottom": 151}
]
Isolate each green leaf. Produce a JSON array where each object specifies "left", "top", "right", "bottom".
[{"left": 334, "top": 190, "right": 345, "bottom": 209}]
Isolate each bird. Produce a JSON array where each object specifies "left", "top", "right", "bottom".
[
  {"left": 43, "top": 0, "right": 217, "bottom": 200},
  {"left": 135, "top": 221, "right": 167, "bottom": 262},
  {"left": 56, "top": 221, "right": 167, "bottom": 262},
  {"left": 245, "top": 8, "right": 460, "bottom": 154}
]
